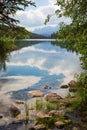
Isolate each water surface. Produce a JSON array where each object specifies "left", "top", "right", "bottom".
[{"left": 0, "top": 40, "right": 82, "bottom": 103}]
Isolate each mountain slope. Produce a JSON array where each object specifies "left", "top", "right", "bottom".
[{"left": 32, "top": 25, "right": 60, "bottom": 36}]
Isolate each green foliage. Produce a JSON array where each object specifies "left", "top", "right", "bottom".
[
  {"left": 66, "top": 93, "right": 71, "bottom": 98},
  {"left": 36, "top": 99, "right": 59, "bottom": 113},
  {"left": 56, "top": 0, "right": 87, "bottom": 25},
  {"left": 36, "top": 99, "right": 44, "bottom": 111},
  {"left": 51, "top": 32, "right": 58, "bottom": 39},
  {"left": 0, "top": 25, "right": 30, "bottom": 39},
  {"left": 75, "top": 73, "right": 87, "bottom": 105},
  {"left": 0, "top": 0, "right": 36, "bottom": 27},
  {"left": 0, "top": 40, "right": 17, "bottom": 70},
  {"left": 45, "top": 101, "right": 59, "bottom": 113},
  {"left": 24, "top": 101, "right": 29, "bottom": 118},
  {"left": 56, "top": 0, "right": 87, "bottom": 69},
  {"left": 68, "top": 99, "right": 81, "bottom": 110},
  {"left": 44, "top": 14, "right": 51, "bottom": 25},
  {"left": 51, "top": 0, "right": 87, "bottom": 112},
  {"left": 0, "top": 37, "right": 15, "bottom": 44},
  {"left": 13, "top": 26, "right": 30, "bottom": 39},
  {"left": 36, "top": 116, "right": 57, "bottom": 129}
]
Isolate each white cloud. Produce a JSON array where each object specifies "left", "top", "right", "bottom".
[
  {"left": 48, "top": 0, "right": 56, "bottom": 5},
  {"left": 16, "top": 4, "right": 56, "bottom": 27},
  {"left": 15, "top": 1, "right": 71, "bottom": 32}
]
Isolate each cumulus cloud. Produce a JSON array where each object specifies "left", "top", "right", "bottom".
[
  {"left": 15, "top": 0, "right": 71, "bottom": 32},
  {"left": 16, "top": 4, "right": 57, "bottom": 27},
  {"left": 48, "top": 0, "right": 56, "bottom": 5}
]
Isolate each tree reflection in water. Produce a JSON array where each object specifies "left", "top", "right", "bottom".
[{"left": 0, "top": 43, "right": 10, "bottom": 70}]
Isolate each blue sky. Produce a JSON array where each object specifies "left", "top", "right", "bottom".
[{"left": 15, "top": 0, "right": 71, "bottom": 35}]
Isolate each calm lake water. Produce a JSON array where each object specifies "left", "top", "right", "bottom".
[{"left": 0, "top": 40, "right": 82, "bottom": 104}]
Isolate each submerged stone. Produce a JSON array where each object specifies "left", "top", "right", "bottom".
[{"left": 43, "top": 85, "right": 51, "bottom": 89}]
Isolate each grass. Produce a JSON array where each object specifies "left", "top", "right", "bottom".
[
  {"left": 36, "top": 115, "right": 57, "bottom": 129},
  {"left": 36, "top": 98, "right": 60, "bottom": 113},
  {"left": 36, "top": 98, "right": 44, "bottom": 111},
  {"left": 66, "top": 93, "right": 72, "bottom": 98},
  {"left": 24, "top": 101, "right": 30, "bottom": 121},
  {"left": 45, "top": 101, "right": 59, "bottom": 113}
]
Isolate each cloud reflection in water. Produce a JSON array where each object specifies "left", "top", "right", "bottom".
[{"left": 0, "top": 41, "right": 82, "bottom": 101}]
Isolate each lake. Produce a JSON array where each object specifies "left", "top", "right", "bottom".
[{"left": 0, "top": 40, "right": 82, "bottom": 104}]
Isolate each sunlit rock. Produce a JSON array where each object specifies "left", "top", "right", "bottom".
[
  {"left": 49, "top": 110, "right": 65, "bottom": 117},
  {"left": 29, "top": 90, "right": 44, "bottom": 97},
  {"left": 37, "top": 111, "right": 51, "bottom": 119},
  {"left": 55, "top": 121, "right": 65, "bottom": 129},
  {"left": 34, "top": 124, "right": 46, "bottom": 130},
  {"left": 45, "top": 93, "right": 62, "bottom": 102}
]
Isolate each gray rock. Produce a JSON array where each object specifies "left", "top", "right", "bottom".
[
  {"left": 0, "top": 114, "right": 3, "bottom": 119},
  {"left": 45, "top": 93, "right": 62, "bottom": 102},
  {"left": 9, "top": 104, "right": 21, "bottom": 117},
  {"left": 68, "top": 80, "right": 78, "bottom": 92},
  {"left": 60, "top": 85, "right": 69, "bottom": 88},
  {"left": 43, "top": 85, "right": 51, "bottom": 89},
  {"left": 68, "top": 80, "right": 77, "bottom": 87}
]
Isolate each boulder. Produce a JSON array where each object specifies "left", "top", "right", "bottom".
[
  {"left": 9, "top": 104, "right": 21, "bottom": 117},
  {"left": 29, "top": 90, "right": 44, "bottom": 97},
  {"left": 60, "top": 85, "right": 69, "bottom": 88},
  {"left": 45, "top": 93, "right": 62, "bottom": 102},
  {"left": 68, "top": 80, "right": 77, "bottom": 87},
  {"left": 34, "top": 124, "right": 46, "bottom": 130},
  {"left": 49, "top": 110, "right": 65, "bottom": 117},
  {"left": 68, "top": 80, "right": 78, "bottom": 92},
  {"left": 37, "top": 111, "right": 51, "bottom": 119},
  {"left": 43, "top": 85, "right": 51, "bottom": 89},
  {"left": 55, "top": 121, "right": 65, "bottom": 129},
  {"left": 0, "top": 114, "right": 3, "bottom": 119},
  {"left": 59, "top": 98, "right": 75, "bottom": 107}
]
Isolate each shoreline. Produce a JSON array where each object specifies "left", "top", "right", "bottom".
[{"left": 0, "top": 79, "right": 86, "bottom": 130}]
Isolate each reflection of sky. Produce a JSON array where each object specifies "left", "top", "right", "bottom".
[
  {"left": 0, "top": 41, "right": 82, "bottom": 101},
  {"left": 6, "top": 42, "right": 81, "bottom": 77}
]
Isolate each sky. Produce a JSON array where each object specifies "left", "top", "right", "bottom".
[{"left": 15, "top": 0, "right": 71, "bottom": 35}]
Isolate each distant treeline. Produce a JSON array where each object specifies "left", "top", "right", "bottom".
[{"left": 0, "top": 24, "right": 49, "bottom": 41}]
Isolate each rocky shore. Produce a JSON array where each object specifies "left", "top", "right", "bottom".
[{"left": 0, "top": 80, "right": 87, "bottom": 130}]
